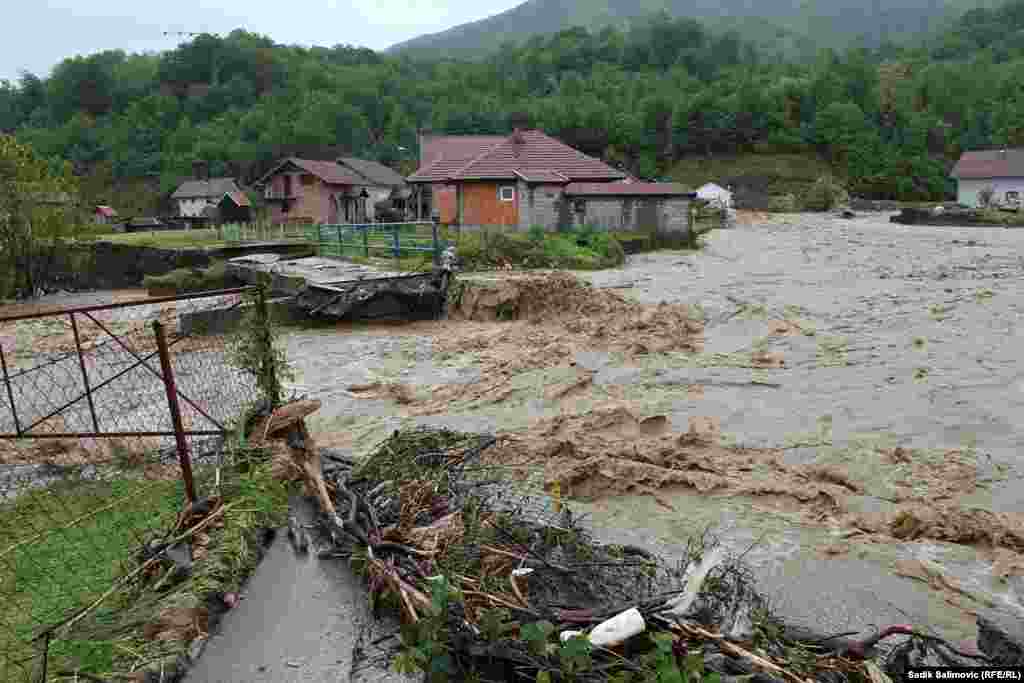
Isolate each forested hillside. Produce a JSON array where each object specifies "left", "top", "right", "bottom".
[
  {"left": 388, "top": 0, "right": 993, "bottom": 60},
  {"left": 4, "top": 0, "right": 1024, "bottom": 206}
]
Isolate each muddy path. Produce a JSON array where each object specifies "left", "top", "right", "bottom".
[{"left": 283, "top": 213, "right": 1024, "bottom": 644}]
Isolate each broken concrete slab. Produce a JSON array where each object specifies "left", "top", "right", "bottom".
[
  {"left": 183, "top": 495, "right": 400, "bottom": 683},
  {"left": 177, "top": 296, "right": 305, "bottom": 336}
]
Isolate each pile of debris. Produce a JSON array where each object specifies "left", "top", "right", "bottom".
[{"left": 262, "top": 412, "right": 1014, "bottom": 682}]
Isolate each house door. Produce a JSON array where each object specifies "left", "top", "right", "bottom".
[{"left": 636, "top": 200, "right": 659, "bottom": 234}]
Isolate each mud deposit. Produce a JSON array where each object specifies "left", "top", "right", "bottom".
[{"left": 277, "top": 214, "right": 1024, "bottom": 641}]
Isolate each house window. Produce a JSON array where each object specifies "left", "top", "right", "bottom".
[
  {"left": 498, "top": 186, "right": 515, "bottom": 202},
  {"left": 300, "top": 174, "right": 315, "bottom": 186}
]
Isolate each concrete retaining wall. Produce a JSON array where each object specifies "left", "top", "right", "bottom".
[
  {"left": 177, "top": 297, "right": 303, "bottom": 336},
  {"left": 45, "top": 242, "right": 314, "bottom": 290}
]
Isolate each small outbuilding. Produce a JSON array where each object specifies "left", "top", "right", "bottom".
[
  {"left": 696, "top": 182, "right": 733, "bottom": 208},
  {"left": 563, "top": 182, "right": 696, "bottom": 243}
]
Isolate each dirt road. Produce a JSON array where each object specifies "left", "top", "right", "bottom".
[{"left": 282, "top": 213, "right": 1024, "bottom": 644}]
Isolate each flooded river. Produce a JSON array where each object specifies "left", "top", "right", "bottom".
[{"left": 283, "top": 212, "right": 1024, "bottom": 643}]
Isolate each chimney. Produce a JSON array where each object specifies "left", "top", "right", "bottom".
[
  {"left": 511, "top": 127, "right": 525, "bottom": 144},
  {"left": 418, "top": 127, "right": 433, "bottom": 165},
  {"left": 192, "top": 160, "right": 209, "bottom": 181}
]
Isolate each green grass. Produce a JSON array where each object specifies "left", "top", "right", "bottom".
[
  {"left": 0, "top": 451, "right": 290, "bottom": 682},
  {"left": 445, "top": 227, "right": 627, "bottom": 271},
  {"left": 81, "top": 228, "right": 227, "bottom": 250},
  {"left": 0, "top": 476, "right": 184, "bottom": 681}
]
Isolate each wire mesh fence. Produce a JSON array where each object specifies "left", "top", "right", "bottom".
[{"left": 0, "top": 288, "right": 264, "bottom": 682}]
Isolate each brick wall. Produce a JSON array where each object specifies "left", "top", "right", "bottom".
[{"left": 459, "top": 181, "right": 518, "bottom": 226}]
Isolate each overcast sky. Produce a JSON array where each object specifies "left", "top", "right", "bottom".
[{"left": 1, "top": 0, "right": 521, "bottom": 81}]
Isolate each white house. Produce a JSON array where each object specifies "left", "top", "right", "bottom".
[
  {"left": 171, "top": 177, "right": 245, "bottom": 219},
  {"left": 696, "top": 182, "right": 733, "bottom": 208},
  {"left": 951, "top": 148, "right": 1024, "bottom": 207}
]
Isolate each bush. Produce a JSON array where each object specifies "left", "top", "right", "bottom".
[
  {"left": 802, "top": 176, "right": 850, "bottom": 212},
  {"left": 977, "top": 186, "right": 995, "bottom": 208},
  {"left": 527, "top": 225, "right": 546, "bottom": 243},
  {"left": 767, "top": 194, "right": 799, "bottom": 212},
  {"left": 142, "top": 260, "right": 232, "bottom": 294},
  {"left": 453, "top": 227, "right": 625, "bottom": 271}
]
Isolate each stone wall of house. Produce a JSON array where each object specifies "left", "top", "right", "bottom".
[
  {"left": 517, "top": 183, "right": 565, "bottom": 231},
  {"left": 575, "top": 198, "right": 631, "bottom": 231},
  {"left": 660, "top": 197, "right": 692, "bottom": 243},
  {"left": 567, "top": 195, "right": 691, "bottom": 239}
]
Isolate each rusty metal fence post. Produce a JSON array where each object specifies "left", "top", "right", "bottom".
[
  {"left": 152, "top": 320, "right": 196, "bottom": 504},
  {"left": 69, "top": 312, "right": 100, "bottom": 433}
]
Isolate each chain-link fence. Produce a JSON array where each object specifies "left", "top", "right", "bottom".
[{"left": 0, "top": 288, "right": 265, "bottom": 681}]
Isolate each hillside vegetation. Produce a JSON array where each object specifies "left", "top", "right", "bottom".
[
  {"left": 5, "top": 0, "right": 1024, "bottom": 205},
  {"left": 667, "top": 153, "right": 836, "bottom": 200},
  {"left": 388, "top": 0, "right": 996, "bottom": 59}
]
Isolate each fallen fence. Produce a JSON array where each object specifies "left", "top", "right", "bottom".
[{"left": 0, "top": 287, "right": 266, "bottom": 682}]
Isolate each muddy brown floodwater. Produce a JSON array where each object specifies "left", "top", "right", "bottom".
[{"left": 286, "top": 212, "right": 1024, "bottom": 645}]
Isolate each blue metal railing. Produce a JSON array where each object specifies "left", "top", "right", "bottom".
[{"left": 311, "top": 222, "right": 446, "bottom": 264}]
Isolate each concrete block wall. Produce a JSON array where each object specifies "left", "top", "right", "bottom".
[
  {"left": 517, "top": 182, "right": 564, "bottom": 231},
  {"left": 661, "top": 198, "right": 692, "bottom": 236}
]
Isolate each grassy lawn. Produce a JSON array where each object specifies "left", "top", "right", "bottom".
[
  {"left": 0, "top": 476, "right": 184, "bottom": 681},
  {"left": 0, "top": 455, "right": 290, "bottom": 682},
  {"left": 78, "top": 228, "right": 228, "bottom": 250}
]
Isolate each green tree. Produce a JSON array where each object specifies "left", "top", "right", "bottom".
[{"left": 0, "top": 135, "right": 80, "bottom": 298}]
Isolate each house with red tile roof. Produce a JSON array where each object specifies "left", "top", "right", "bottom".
[
  {"left": 93, "top": 205, "right": 118, "bottom": 225},
  {"left": 408, "top": 129, "right": 694, "bottom": 236},
  {"left": 255, "top": 157, "right": 407, "bottom": 225},
  {"left": 951, "top": 148, "right": 1024, "bottom": 208}
]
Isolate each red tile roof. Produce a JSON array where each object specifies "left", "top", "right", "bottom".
[
  {"left": 565, "top": 182, "right": 694, "bottom": 196},
  {"left": 287, "top": 158, "right": 366, "bottom": 185},
  {"left": 409, "top": 130, "right": 625, "bottom": 183},
  {"left": 223, "top": 190, "right": 251, "bottom": 207},
  {"left": 951, "top": 149, "right": 1024, "bottom": 179},
  {"left": 421, "top": 135, "right": 505, "bottom": 167},
  {"left": 514, "top": 169, "right": 570, "bottom": 182}
]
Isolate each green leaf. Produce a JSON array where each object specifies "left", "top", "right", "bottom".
[
  {"left": 520, "top": 620, "right": 556, "bottom": 656},
  {"left": 479, "top": 607, "right": 510, "bottom": 642},
  {"left": 536, "top": 671, "right": 553, "bottom": 683},
  {"left": 428, "top": 575, "right": 450, "bottom": 617},
  {"left": 392, "top": 650, "right": 423, "bottom": 674},
  {"left": 560, "top": 635, "right": 594, "bottom": 674},
  {"left": 684, "top": 651, "right": 704, "bottom": 679},
  {"left": 657, "top": 661, "right": 685, "bottom": 683},
  {"left": 652, "top": 631, "right": 676, "bottom": 653}
]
